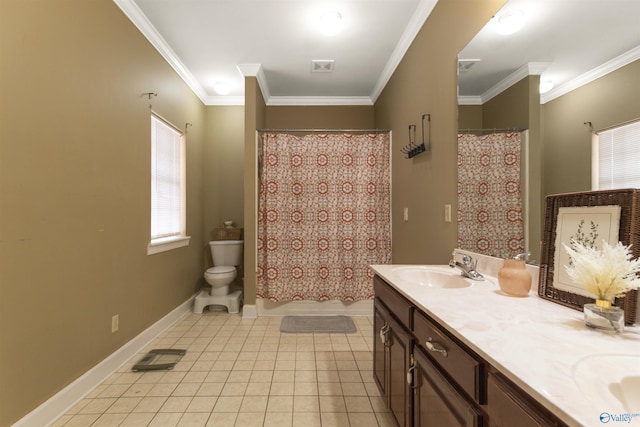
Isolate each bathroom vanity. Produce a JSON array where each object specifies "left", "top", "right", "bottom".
[{"left": 371, "top": 259, "right": 640, "bottom": 427}]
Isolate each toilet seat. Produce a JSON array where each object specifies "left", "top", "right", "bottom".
[{"left": 206, "top": 266, "right": 235, "bottom": 275}]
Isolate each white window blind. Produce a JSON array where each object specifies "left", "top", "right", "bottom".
[
  {"left": 593, "top": 120, "right": 640, "bottom": 190},
  {"left": 151, "top": 115, "right": 185, "bottom": 241}
]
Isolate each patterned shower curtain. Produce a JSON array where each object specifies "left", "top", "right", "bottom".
[
  {"left": 257, "top": 132, "right": 391, "bottom": 302},
  {"left": 457, "top": 132, "right": 524, "bottom": 259}
]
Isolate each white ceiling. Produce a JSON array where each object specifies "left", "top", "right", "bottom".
[{"left": 114, "top": 0, "right": 640, "bottom": 106}]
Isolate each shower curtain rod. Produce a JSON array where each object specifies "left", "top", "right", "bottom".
[
  {"left": 458, "top": 127, "right": 527, "bottom": 133},
  {"left": 257, "top": 128, "right": 391, "bottom": 133}
]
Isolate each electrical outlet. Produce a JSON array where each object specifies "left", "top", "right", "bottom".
[
  {"left": 111, "top": 314, "right": 119, "bottom": 333},
  {"left": 403, "top": 207, "right": 409, "bottom": 222},
  {"left": 444, "top": 204, "right": 452, "bottom": 223}
]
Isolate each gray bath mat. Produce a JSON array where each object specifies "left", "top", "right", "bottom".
[{"left": 280, "top": 315, "right": 357, "bottom": 334}]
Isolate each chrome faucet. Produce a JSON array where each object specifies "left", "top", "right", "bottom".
[{"left": 449, "top": 251, "right": 484, "bottom": 281}]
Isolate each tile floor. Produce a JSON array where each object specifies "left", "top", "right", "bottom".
[{"left": 52, "top": 310, "right": 395, "bottom": 427}]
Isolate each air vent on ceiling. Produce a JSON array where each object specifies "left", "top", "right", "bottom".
[
  {"left": 311, "top": 60, "right": 335, "bottom": 73},
  {"left": 458, "top": 59, "right": 481, "bottom": 74}
]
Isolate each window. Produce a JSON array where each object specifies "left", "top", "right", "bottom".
[
  {"left": 148, "top": 114, "right": 190, "bottom": 255},
  {"left": 592, "top": 120, "right": 640, "bottom": 190}
]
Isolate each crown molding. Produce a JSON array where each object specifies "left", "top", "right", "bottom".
[
  {"left": 541, "top": 45, "right": 640, "bottom": 104},
  {"left": 479, "top": 62, "right": 550, "bottom": 104},
  {"left": 267, "top": 96, "right": 373, "bottom": 106},
  {"left": 237, "top": 64, "right": 271, "bottom": 105},
  {"left": 369, "top": 0, "right": 438, "bottom": 103},
  {"left": 113, "top": 0, "right": 208, "bottom": 104},
  {"left": 457, "top": 96, "right": 483, "bottom": 106}
]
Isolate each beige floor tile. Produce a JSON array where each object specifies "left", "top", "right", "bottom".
[
  {"left": 319, "top": 396, "right": 347, "bottom": 412},
  {"left": 316, "top": 370, "right": 340, "bottom": 383},
  {"left": 120, "top": 412, "right": 156, "bottom": 426},
  {"left": 375, "top": 411, "right": 398, "bottom": 427},
  {"left": 293, "top": 396, "right": 320, "bottom": 412},
  {"left": 272, "top": 370, "right": 295, "bottom": 382},
  {"left": 250, "top": 370, "right": 273, "bottom": 382},
  {"left": 267, "top": 395, "right": 294, "bottom": 412},
  {"left": 344, "top": 396, "right": 373, "bottom": 412},
  {"left": 292, "top": 412, "right": 321, "bottom": 427},
  {"left": 186, "top": 396, "right": 217, "bottom": 412},
  {"left": 195, "top": 382, "right": 224, "bottom": 396},
  {"left": 245, "top": 382, "right": 272, "bottom": 396},
  {"left": 294, "top": 382, "right": 318, "bottom": 396},
  {"left": 338, "top": 370, "right": 363, "bottom": 382},
  {"left": 227, "top": 370, "right": 252, "bottom": 382},
  {"left": 317, "top": 382, "right": 343, "bottom": 396},
  {"left": 204, "top": 370, "right": 230, "bottom": 383},
  {"left": 234, "top": 411, "right": 265, "bottom": 427},
  {"left": 122, "top": 382, "right": 154, "bottom": 398},
  {"left": 341, "top": 382, "right": 368, "bottom": 396},
  {"left": 269, "top": 381, "right": 294, "bottom": 396},
  {"left": 62, "top": 414, "right": 100, "bottom": 426},
  {"left": 220, "top": 382, "right": 248, "bottom": 396},
  {"left": 97, "top": 384, "right": 130, "bottom": 398},
  {"left": 348, "top": 411, "right": 379, "bottom": 426},
  {"left": 92, "top": 413, "right": 128, "bottom": 427},
  {"left": 159, "top": 396, "right": 192, "bottom": 412},
  {"left": 148, "top": 382, "right": 179, "bottom": 397},
  {"left": 264, "top": 411, "right": 293, "bottom": 427},
  {"left": 172, "top": 382, "right": 201, "bottom": 397},
  {"left": 148, "top": 412, "right": 182, "bottom": 427},
  {"left": 320, "top": 411, "right": 350, "bottom": 427},
  {"left": 176, "top": 412, "right": 210, "bottom": 426},
  {"left": 213, "top": 396, "right": 243, "bottom": 412},
  {"left": 239, "top": 395, "right": 269, "bottom": 412},
  {"left": 205, "top": 411, "right": 237, "bottom": 427},
  {"left": 105, "top": 397, "right": 142, "bottom": 413}
]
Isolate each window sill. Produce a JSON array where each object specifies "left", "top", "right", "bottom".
[{"left": 147, "top": 236, "right": 191, "bottom": 255}]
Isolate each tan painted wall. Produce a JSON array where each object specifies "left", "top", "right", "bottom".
[
  {"left": 542, "top": 60, "right": 640, "bottom": 198},
  {"left": 266, "top": 106, "right": 374, "bottom": 129},
  {"left": 243, "top": 78, "right": 266, "bottom": 306},
  {"left": 204, "top": 106, "right": 245, "bottom": 245},
  {"left": 374, "top": 0, "right": 508, "bottom": 264},
  {"left": 0, "top": 1, "right": 206, "bottom": 425}
]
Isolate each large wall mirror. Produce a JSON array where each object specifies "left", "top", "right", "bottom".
[{"left": 457, "top": 0, "right": 640, "bottom": 264}]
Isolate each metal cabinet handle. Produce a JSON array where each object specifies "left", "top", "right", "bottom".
[
  {"left": 406, "top": 364, "right": 415, "bottom": 385},
  {"left": 379, "top": 323, "right": 389, "bottom": 344},
  {"left": 425, "top": 337, "right": 448, "bottom": 358}
]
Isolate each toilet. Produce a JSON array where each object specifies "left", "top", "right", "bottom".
[{"left": 193, "top": 240, "right": 243, "bottom": 314}]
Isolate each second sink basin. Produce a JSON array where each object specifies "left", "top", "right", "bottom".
[{"left": 391, "top": 266, "right": 472, "bottom": 289}]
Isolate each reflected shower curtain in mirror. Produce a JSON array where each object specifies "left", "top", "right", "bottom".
[
  {"left": 257, "top": 132, "right": 391, "bottom": 302},
  {"left": 457, "top": 132, "right": 524, "bottom": 259}
]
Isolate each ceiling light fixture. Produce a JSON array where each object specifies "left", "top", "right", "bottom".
[
  {"left": 539, "top": 80, "right": 554, "bottom": 94},
  {"left": 213, "top": 82, "right": 231, "bottom": 96},
  {"left": 319, "top": 11, "right": 343, "bottom": 36},
  {"left": 495, "top": 9, "right": 527, "bottom": 35}
]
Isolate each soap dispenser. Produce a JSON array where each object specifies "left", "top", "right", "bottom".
[{"left": 498, "top": 252, "right": 532, "bottom": 297}]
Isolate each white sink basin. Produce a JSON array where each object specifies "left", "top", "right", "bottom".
[
  {"left": 390, "top": 266, "right": 472, "bottom": 289},
  {"left": 572, "top": 354, "right": 640, "bottom": 413}
]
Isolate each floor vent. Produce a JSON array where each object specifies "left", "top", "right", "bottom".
[{"left": 311, "top": 60, "right": 335, "bottom": 73}]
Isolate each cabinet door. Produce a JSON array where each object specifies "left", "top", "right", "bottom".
[
  {"left": 413, "top": 347, "right": 483, "bottom": 427},
  {"left": 388, "top": 313, "right": 413, "bottom": 427},
  {"left": 488, "top": 372, "right": 565, "bottom": 427},
  {"left": 373, "top": 298, "right": 389, "bottom": 398}
]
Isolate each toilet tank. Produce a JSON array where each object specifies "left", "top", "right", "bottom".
[{"left": 209, "top": 240, "right": 243, "bottom": 266}]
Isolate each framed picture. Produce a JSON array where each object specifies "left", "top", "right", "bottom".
[
  {"left": 539, "top": 189, "right": 639, "bottom": 325},
  {"left": 553, "top": 205, "right": 621, "bottom": 298}
]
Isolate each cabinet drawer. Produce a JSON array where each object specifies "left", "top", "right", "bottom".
[
  {"left": 413, "top": 310, "right": 484, "bottom": 403},
  {"left": 374, "top": 275, "right": 412, "bottom": 328}
]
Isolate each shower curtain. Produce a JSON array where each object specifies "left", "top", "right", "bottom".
[
  {"left": 457, "top": 132, "right": 524, "bottom": 259},
  {"left": 257, "top": 132, "right": 391, "bottom": 302}
]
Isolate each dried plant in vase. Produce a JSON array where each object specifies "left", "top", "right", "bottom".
[{"left": 563, "top": 240, "right": 640, "bottom": 333}]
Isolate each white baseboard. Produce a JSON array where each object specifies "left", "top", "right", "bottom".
[
  {"left": 14, "top": 296, "right": 195, "bottom": 427},
  {"left": 257, "top": 299, "right": 373, "bottom": 317},
  {"left": 242, "top": 304, "right": 257, "bottom": 319}
]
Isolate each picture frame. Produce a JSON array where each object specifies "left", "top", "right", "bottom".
[{"left": 539, "top": 189, "right": 639, "bottom": 325}]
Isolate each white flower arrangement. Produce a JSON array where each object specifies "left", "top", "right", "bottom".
[{"left": 563, "top": 240, "right": 640, "bottom": 302}]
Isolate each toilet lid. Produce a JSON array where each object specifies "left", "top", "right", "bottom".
[{"left": 206, "top": 266, "right": 235, "bottom": 274}]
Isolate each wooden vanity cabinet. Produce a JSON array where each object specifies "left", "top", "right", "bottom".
[{"left": 373, "top": 274, "right": 569, "bottom": 427}]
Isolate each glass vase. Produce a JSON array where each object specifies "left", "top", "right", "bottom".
[{"left": 583, "top": 299, "right": 624, "bottom": 333}]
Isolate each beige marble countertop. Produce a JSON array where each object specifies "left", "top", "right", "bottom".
[{"left": 370, "top": 252, "right": 640, "bottom": 427}]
